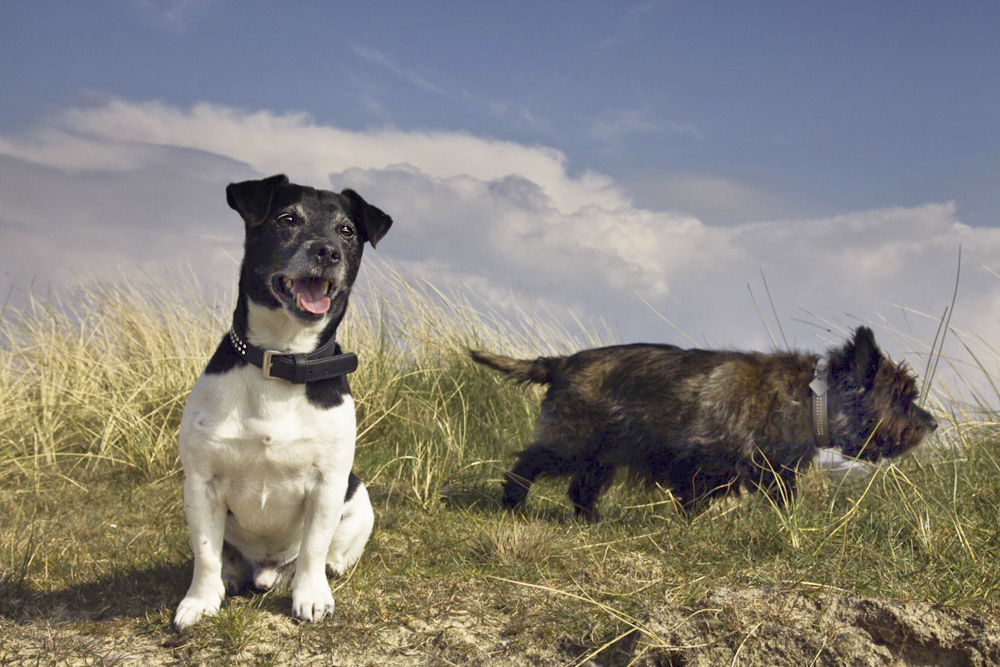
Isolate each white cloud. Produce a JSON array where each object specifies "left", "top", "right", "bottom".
[
  {"left": 590, "top": 109, "right": 702, "bottom": 144},
  {"left": 598, "top": 1, "right": 659, "bottom": 50},
  {"left": 130, "top": 0, "right": 213, "bottom": 32},
  {"left": 629, "top": 172, "right": 801, "bottom": 225},
  {"left": 2, "top": 98, "right": 999, "bottom": 404},
  {"left": 352, "top": 45, "right": 451, "bottom": 98},
  {"left": 10, "top": 99, "right": 625, "bottom": 215},
  {"left": 351, "top": 45, "right": 551, "bottom": 134}
]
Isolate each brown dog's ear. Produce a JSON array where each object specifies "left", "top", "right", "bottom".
[
  {"left": 341, "top": 189, "right": 393, "bottom": 248},
  {"left": 226, "top": 174, "right": 290, "bottom": 227},
  {"left": 829, "top": 325, "right": 882, "bottom": 392},
  {"left": 847, "top": 326, "right": 881, "bottom": 388}
]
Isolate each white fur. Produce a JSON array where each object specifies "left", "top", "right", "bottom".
[
  {"left": 246, "top": 300, "right": 330, "bottom": 353},
  {"left": 173, "top": 302, "right": 373, "bottom": 632}
]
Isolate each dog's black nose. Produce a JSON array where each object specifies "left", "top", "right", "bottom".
[{"left": 311, "top": 241, "right": 341, "bottom": 265}]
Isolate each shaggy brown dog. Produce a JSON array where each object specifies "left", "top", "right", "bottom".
[{"left": 471, "top": 327, "right": 937, "bottom": 521}]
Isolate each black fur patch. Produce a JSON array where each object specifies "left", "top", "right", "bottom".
[{"left": 345, "top": 471, "right": 362, "bottom": 502}]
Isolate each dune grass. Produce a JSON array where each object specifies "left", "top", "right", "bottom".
[{"left": 1, "top": 262, "right": 998, "bottom": 664}]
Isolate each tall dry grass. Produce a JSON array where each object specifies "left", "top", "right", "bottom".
[{"left": 0, "top": 276, "right": 224, "bottom": 487}]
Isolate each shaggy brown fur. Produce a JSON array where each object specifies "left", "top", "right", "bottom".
[{"left": 471, "top": 327, "right": 937, "bottom": 521}]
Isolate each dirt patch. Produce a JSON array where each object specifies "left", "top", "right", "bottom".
[
  {"left": 2, "top": 588, "right": 997, "bottom": 666},
  {"left": 626, "top": 588, "right": 1000, "bottom": 667}
]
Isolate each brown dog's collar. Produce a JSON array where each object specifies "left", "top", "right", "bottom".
[
  {"left": 228, "top": 328, "right": 358, "bottom": 383},
  {"left": 809, "top": 356, "right": 831, "bottom": 448}
]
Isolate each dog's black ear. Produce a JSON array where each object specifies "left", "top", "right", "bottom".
[
  {"left": 342, "top": 189, "right": 393, "bottom": 248},
  {"left": 226, "top": 174, "right": 290, "bottom": 227},
  {"left": 844, "top": 326, "right": 881, "bottom": 389}
]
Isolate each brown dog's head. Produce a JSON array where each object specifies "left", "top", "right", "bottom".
[{"left": 826, "top": 326, "right": 937, "bottom": 461}]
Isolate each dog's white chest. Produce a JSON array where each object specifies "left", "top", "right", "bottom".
[{"left": 179, "top": 366, "right": 356, "bottom": 560}]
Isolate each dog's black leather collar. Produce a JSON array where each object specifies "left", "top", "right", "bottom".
[
  {"left": 228, "top": 328, "right": 358, "bottom": 384},
  {"left": 809, "top": 356, "right": 831, "bottom": 448}
]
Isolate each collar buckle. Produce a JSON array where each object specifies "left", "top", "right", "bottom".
[
  {"left": 809, "top": 359, "right": 829, "bottom": 397},
  {"left": 811, "top": 356, "right": 831, "bottom": 447},
  {"left": 261, "top": 350, "right": 280, "bottom": 380}
]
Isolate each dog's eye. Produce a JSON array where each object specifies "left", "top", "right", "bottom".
[
  {"left": 337, "top": 224, "right": 355, "bottom": 238},
  {"left": 277, "top": 212, "right": 297, "bottom": 225}
]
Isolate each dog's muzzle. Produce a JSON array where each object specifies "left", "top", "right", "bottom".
[{"left": 272, "top": 275, "right": 336, "bottom": 316}]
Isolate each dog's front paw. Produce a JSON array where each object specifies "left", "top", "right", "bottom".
[
  {"left": 173, "top": 594, "right": 222, "bottom": 632},
  {"left": 291, "top": 578, "right": 335, "bottom": 623}
]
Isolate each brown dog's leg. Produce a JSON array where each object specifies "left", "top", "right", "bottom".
[
  {"left": 567, "top": 462, "right": 616, "bottom": 522},
  {"left": 503, "top": 442, "right": 577, "bottom": 509}
]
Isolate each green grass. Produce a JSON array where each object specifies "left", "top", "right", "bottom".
[{"left": 1, "top": 262, "right": 998, "bottom": 665}]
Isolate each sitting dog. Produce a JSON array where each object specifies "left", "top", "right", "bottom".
[
  {"left": 173, "top": 174, "right": 391, "bottom": 631},
  {"left": 471, "top": 326, "right": 937, "bottom": 521}
]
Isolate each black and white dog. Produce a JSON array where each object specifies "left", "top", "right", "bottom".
[{"left": 173, "top": 174, "right": 392, "bottom": 632}]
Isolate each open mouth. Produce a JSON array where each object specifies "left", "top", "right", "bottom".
[{"left": 272, "top": 275, "right": 334, "bottom": 316}]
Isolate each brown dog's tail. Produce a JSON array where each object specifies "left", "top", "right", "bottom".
[{"left": 469, "top": 349, "right": 559, "bottom": 385}]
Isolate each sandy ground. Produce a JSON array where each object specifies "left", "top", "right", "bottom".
[{"left": 2, "top": 586, "right": 998, "bottom": 666}]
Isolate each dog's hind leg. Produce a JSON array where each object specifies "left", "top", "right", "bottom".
[
  {"left": 326, "top": 480, "right": 375, "bottom": 577},
  {"left": 503, "top": 442, "right": 576, "bottom": 509},
  {"left": 221, "top": 541, "right": 252, "bottom": 595},
  {"left": 567, "top": 461, "right": 616, "bottom": 522}
]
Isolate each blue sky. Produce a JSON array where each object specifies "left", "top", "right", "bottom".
[
  {"left": 2, "top": 0, "right": 1000, "bottom": 397},
  {"left": 4, "top": 1, "right": 998, "bottom": 225}
]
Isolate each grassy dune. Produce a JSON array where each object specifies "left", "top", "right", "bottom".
[{"left": 1, "top": 264, "right": 998, "bottom": 665}]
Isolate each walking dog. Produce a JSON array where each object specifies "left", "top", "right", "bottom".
[
  {"left": 472, "top": 327, "right": 937, "bottom": 521},
  {"left": 173, "top": 174, "right": 391, "bottom": 631}
]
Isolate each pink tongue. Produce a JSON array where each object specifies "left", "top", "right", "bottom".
[{"left": 292, "top": 279, "right": 331, "bottom": 315}]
